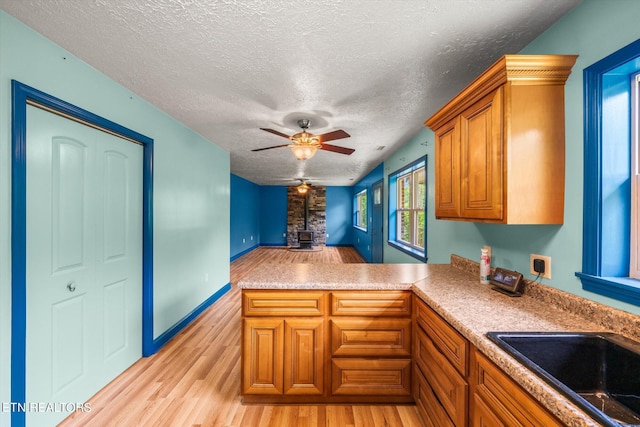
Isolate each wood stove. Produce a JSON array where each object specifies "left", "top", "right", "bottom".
[{"left": 297, "top": 230, "right": 314, "bottom": 249}]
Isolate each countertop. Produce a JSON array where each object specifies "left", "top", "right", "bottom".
[
  {"left": 237, "top": 258, "right": 640, "bottom": 427},
  {"left": 237, "top": 262, "right": 431, "bottom": 290}
]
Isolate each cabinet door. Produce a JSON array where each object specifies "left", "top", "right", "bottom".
[
  {"left": 414, "top": 366, "right": 456, "bottom": 427},
  {"left": 471, "top": 394, "right": 508, "bottom": 427},
  {"left": 243, "top": 318, "right": 284, "bottom": 395},
  {"left": 415, "top": 328, "right": 467, "bottom": 427},
  {"left": 471, "top": 349, "right": 563, "bottom": 427},
  {"left": 460, "top": 88, "right": 503, "bottom": 220},
  {"left": 284, "top": 318, "right": 324, "bottom": 395},
  {"left": 435, "top": 116, "right": 461, "bottom": 218}
]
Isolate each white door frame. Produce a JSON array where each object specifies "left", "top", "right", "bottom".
[{"left": 10, "top": 80, "right": 154, "bottom": 427}]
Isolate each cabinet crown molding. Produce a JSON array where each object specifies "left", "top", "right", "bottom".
[{"left": 425, "top": 54, "right": 578, "bottom": 130}]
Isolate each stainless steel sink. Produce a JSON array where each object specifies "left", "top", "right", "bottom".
[{"left": 487, "top": 332, "right": 640, "bottom": 426}]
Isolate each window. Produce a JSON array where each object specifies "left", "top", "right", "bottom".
[
  {"left": 576, "top": 38, "right": 640, "bottom": 306},
  {"left": 388, "top": 157, "right": 426, "bottom": 261},
  {"left": 354, "top": 189, "right": 367, "bottom": 230}
]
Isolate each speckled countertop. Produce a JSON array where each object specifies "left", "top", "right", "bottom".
[
  {"left": 237, "top": 256, "right": 640, "bottom": 427},
  {"left": 237, "top": 262, "right": 431, "bottom": 290}
]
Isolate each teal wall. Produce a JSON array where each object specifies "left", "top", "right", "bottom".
[
  {"left": 0, "top": 11, "right": 230, "bottom": 422},
  {"left": 421, "top": 0, "right": 640, "bottom": 316}
]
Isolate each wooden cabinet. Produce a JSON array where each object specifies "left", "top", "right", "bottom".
[
  {"left": 242, "top": 291, "right": 325, "bottom": 401},
  {"left": 426, "top": 54, "right": 577, "bottom": 224},
  {"left": 241, "top": 289, "right": 413, "bottom": 403},
  {"left": 413, "top": 295, "right": 469, "bottom": 427},
  {"left": 470, "top": 348, "right": 563, "bottom": 426},
  {"left": 329, "top": 291, "right": 414, "bottom": 401},
  {"left": 242, "top": 289, "right": 571, "bottom": 422}
]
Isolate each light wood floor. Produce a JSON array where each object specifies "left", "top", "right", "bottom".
[{"left": 60, "top": 247, "right": 423, "bottom": 427}]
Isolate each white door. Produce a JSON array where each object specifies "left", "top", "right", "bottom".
[{"left": 25, "top": 105, "right": 143, "bottom": 426}]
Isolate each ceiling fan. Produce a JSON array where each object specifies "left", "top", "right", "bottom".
[
  {"left": 296, "top": 179, "right": 311, "bottom": 194},
  {"left": 253, "top": 119, "right": 354, "bottom": 160}
]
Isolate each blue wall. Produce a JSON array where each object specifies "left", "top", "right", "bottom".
[
  {"left": 231, "top": 179, "right": 354, "bottom": 254},
  {"left": 352, "top": 164, "right": 384, "bottom": 262},
  {"left": 230, "top": 174, "right": 260, "bottom": 259},
  {"left": 326, "top": 186, "right": 353, "bottom": 246},
  {"left": 260, "top": 186, "right": 288, "bottom": 245}
]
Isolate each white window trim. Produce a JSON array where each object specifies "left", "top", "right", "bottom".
[
  {"left": 395, "top": 167, "right": 425, "bottom": 251},
  {"left": 354, "top": 189, "right": 367, "bottom": 231}
]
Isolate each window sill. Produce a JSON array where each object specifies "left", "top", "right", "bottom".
[
  {"left": 353, "top": 226, "right": 367, "bottom": 232},
  {"left": 388, "top": 240, "right": 427, "bottom": 262},
  {"left": 575, "top": 272, "right": 640, "bottom": 306}
]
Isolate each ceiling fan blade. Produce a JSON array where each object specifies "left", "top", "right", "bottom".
[
  {"left": 260, "top": 128, "right": 292, "bottom": 139},
  {"left": 320, "top": 143, "right": 355, "bottom": 155},
  {"left": 251, "top": 144, "right": 290, "bottom": 152},
  {"left": 317, "top": 129, "right": 350, "bottom": 143}
]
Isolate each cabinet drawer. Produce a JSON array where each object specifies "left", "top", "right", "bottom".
[
  {"left": 330, "top": 318, "right": 411, "bottom": 357},
  {"left": 243, "top": 290, "right": 325, "bottom": 316},
  {"left": 471, "top": 349, "right": 563, "bottom": 427},
  {"left": 331, "top": 291, "right": 411, "bottom": 317},
  {"left": 415, "top": 328, "right": 467, "bottom": 426},
  {"left": 415, "top": 297, "right": 468, "bottom": 376},
  {"left": 415, "top": 366, "right": 455, "bottom": 427},
  {"left": 331, "top": 358, "right": 411, "bottom": 396}
]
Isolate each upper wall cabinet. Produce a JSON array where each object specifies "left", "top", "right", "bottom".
[{"left": 425, "top": 55, "right": 577, "bottom": 224}]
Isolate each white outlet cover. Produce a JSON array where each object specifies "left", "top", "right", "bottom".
[{"left": 530, "top": 254, "right": 551, "bottom": 279}]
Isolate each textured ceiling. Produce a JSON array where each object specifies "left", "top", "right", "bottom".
[{"left": 0, "top": 0, "right": 580, "bottom": 186}]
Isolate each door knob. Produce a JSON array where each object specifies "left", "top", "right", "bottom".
[{"left": 67, "top": 282, "right": 76, "bottom": 292}]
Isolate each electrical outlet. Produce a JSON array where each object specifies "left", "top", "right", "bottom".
[{"left": 530, "top": 254, "right": 551, "bottom": 279}]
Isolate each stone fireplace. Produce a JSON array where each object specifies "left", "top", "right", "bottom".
[{"left": 287, "top": 186, "right": 326, "bottom": 247}]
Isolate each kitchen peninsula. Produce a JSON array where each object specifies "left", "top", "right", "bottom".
[{"left": 238, "top": 256, "right": 640, "bottom": 427}]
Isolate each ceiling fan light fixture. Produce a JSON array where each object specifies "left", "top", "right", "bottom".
[
  {"left": 290, "top": 143, "right": 318, "bottom": 160},
  {"left": 297, "top": 181, "right": 310, "bottom": 194},
  {"left": 255, "top": 119, "right": 352, "bottom": 159}
]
